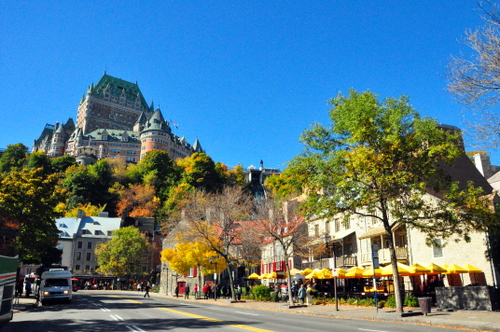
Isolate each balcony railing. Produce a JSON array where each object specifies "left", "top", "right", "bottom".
[{"left": 360, "top": 247, "right": 408, "bottom": 265}]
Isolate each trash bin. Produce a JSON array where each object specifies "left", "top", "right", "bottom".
[{"left": 418, "top": 297, "right": 432, "bottom": 315}]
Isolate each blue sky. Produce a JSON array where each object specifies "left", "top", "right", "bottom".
[{"left": 0, "top": 1, "right": 493, "bottom": 170}]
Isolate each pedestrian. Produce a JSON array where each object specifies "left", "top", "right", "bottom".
[
  {"left": 16, "top": 280, "right": 23, "bottom": 297},
  {"left": 211, "top": 284, "right": 218, "bottom": 300},
  {"left": 298, "top": 284, "right": 306, "bottom": 304},
  {"left": 236, "top": 284, "right": 242, "bottom": 301},
  {"left": 144, "top": 284, "right": 151, "bottom": 298},
  {"left": 194, "top": 284, "right": 199, "bottom": 299},
  {"left": 25, "top": 282, "right": 32, "bottom": 298},
  {"left": 274, "top": 284, "right": 280, "bottom": 302},
  {"left": 175, "top": 285, "right": 179, "bottom": 298},
  {"left": 291, "top": 283, "right": 297, "bottom": 302},
  {"left": 306, "top": 284, "right": 314, "bottom": 305},
  {"left": 184, "top": 284, "right": 190, "bottom": 299},
  {"left": 202, "top": 284, "right": 209, "bottom": 299},
  {"left": 137, "top": 283, "right": 141, "bottom": 292}
]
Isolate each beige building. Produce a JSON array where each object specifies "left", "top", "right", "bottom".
[{"left": 306, "top": 152, "right": 499, "bottom": 293}]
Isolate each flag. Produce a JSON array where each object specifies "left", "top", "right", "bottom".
[{"left": 170, "top": 119, "right": 179, "bottom": 129}]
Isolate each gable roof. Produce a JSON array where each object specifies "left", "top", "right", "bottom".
[{"left": 91, "top": 73, "right": 150, "bottom": 111}]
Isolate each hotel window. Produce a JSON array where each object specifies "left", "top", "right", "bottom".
[
  {"left": 87, "top": 242, "right": 92, "bottom": 249},
  {"left": 432, "top": 239, "right": 444, "bottom": 258},
  {"left": 76, "top": 252, "right": 81, "bottom": 260},
  {"left": 86, "top": 253, "right": 92, "bottom": 261},
  {"left": 77, "top": 241, "right": 83, "bottom": 249}
]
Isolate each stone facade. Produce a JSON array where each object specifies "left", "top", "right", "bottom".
[{"left": 32, "top": 72, "right": 204, "bottom": 164}]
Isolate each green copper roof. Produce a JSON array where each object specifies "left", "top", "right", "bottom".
[{"left": 90, "top": 73, "right": 150, "bottom": 111}]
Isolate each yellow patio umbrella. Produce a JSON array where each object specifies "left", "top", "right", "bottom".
[
  {"left": 334, "top": 268, "right": 348, "bottom": 279},
  {"left": 321, "top": 269, "right": 333, "bottom": 279},
  {"left": 305, "top": 270, "right": 322, "bottom": 279},
  {"left": 345, "top": 266, "right": 365, "bottom": 278},
  {"left": 463, "top": 264, "right": 483, "bottom": 273},
  {"left": 248, "top": 273, "right": 260, "bottom": 279},
  {"left": 362, "top": 266, "right": 383, "bottom": 278},
  {"left": 425, "top": 263, "right": 447, "bottom": 275},
  {"left": 289, "top": 268, "right": 302, "bottom": 276},
  {"left": 258, "top": 273, "right": 268, "bottom": 279},
  {"left": 267, "top": 271, "right": 278, "bottom": 279},
  {"left": 410, "top": 263, "right": 431, "bottom": 275},
  {"left": 300, "top": 268, "right": 313, "bottom": 276},
  {"left": 380, "top": 263, "right": 415, "bottom": 277},
  {"left": 444, "top": 264, "right": 468, "bottom": 274}
]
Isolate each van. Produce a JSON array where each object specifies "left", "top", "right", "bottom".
[{"left": 39, "top": 270, "right": 72, "bottom": 305}]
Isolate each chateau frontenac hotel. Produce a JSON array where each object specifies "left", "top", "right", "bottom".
[{"left": 32, "top": 72, "right": 204, "bottom": 164}]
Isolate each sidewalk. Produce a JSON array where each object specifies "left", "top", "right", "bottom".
[
  {"left": 154, "top": 293, "right": 500, "bottom": 332},
  {"left": 12, "top": 292, "right": 500, "bottom": 332}
]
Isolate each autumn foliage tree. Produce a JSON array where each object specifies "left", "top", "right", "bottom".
[
  {"left": 0, "top": 167, "right": 65, "bottom": 263},
  {"left": 164, "top": 186, "right": 253, "bottom": 300},
  {"left": 253, "top": 197, "right": 311, "bottom": 306},
  {"left": 116, "top": 184, "right": 160, "bottom": 217}
]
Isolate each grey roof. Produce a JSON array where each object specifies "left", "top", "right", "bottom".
[
  {"left": 56, "top": 215, "right": 122, "bottom": 239},
  {"left": 488, "top": 171, "right": 500, "bottom": 184},
  {"left": 192, "top": 138, "right": 204, "bottom": 153}
]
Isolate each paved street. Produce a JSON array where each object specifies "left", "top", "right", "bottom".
[{"left": 2, "top": 291, "right": 500, "bottom": 332}]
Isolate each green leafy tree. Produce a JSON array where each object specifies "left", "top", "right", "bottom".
[
  {"left": 287, "top": 89, "right": 498, "bottom": 313},
  {"left": 95, "top": 226, "right": 151, "bottom": 278},
  {"left": 0, "top": 167, "right": 65, "bottom": 263},
  {"left": 264, "top": 170, "right": 302, "bottom": 203},
  {"left": 61, "top": 165, "right": 95, "bottom": 208},
  {"left": 88, "top": 159, "right": 119, "bottom": 212},
  {"left": 177, "top": 153, "right": 223, "bottom": 192},
  {"left": 0, "top": 143, "right": 28, "bottom": 173},
  {"left": 27, "top": 151, "right": 53, "bottom": 176},
  {"left": 131, "top": 150, "right": 178, "bottom": 202},
  {"left": 50, "top": 155, "right": 77, "bottom": 174}
]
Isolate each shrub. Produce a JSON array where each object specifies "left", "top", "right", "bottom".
[
  {"left": 404, "top": 294, "right": 418, "bottom": 307},
  {"left": 386, "top": 294, "right": 397, "bottom": 308},
  {"left": 151, "top": 285, "right": 160, "bottom": 293},
  {"left": 346, "top": 297, "right": 359, "bottom": 305},
  {"left": 251, "top": 285, "right": 272, "bottom": 301},
  {"left": 377, "top": 300, "right": 386, "bottom": 308},
  {"left": 359, "top": 298, "right": 375, "bottom": 307}
]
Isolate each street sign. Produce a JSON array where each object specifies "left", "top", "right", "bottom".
[{"left": 332, "top": 268, "right": 338, "bottom": 277}]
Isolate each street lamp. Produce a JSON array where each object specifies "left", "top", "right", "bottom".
[{"left": 322, "top": 234, "right": 339, "bottom": 311}]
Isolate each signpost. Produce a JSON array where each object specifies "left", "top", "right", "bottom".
[{"left": 371, "top": 244, "right": 379, "bottom": 313}]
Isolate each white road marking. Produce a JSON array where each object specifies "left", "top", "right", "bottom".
[
  {"left": 359, "top": 329, "right": 389, "bottom": 332},
  {"left": 235, "top": 311, "right": 259, "bottom": 316},
  {"left": 126, "top": 326, "right": 145, "bottom": 332},
  {"left": 100, "top": 307, "right": 110, "bottom": 312},
  {"left": 110, "top": 314, "right": 125, "bottom": 321}
]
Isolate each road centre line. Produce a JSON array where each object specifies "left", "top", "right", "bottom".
[
  {"left": 157, "top": 307, "right": 275, "bottom": 332},
  {"left": 117, "top": 296, "right": 274, "bottom": 332},
  {"left": 235, "top": 311, "right": 259, "bottom": 316}
]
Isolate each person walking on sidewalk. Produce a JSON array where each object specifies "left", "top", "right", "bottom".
[
  {"left": 144, "top": 284, "right": 151, "bottom": 298},
  {"left": 298, "top": 284, "right": 306, "bottom": 304},
  {"left": 184, "top": 284, "right": 190, "bottom": 299}
]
